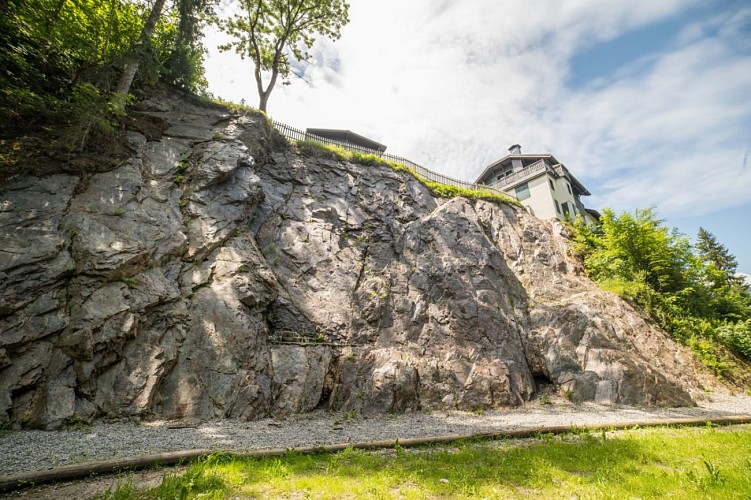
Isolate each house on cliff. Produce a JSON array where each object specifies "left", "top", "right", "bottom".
[
  {"left": 475, "top": 144, "right": 599, "bottom": 223},
  {"left": 306, "top": 128, "right": 387, "bottom": 154}
]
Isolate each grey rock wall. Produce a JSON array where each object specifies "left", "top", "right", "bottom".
[{"left": 0, "top": 89, "right": 716, "bottom": 428}]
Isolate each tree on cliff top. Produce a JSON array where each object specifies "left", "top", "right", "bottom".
[
  {"left": 114, "top": 0, "right": 168, "bottom": 109},
  {"left": 0, "top": 0, "right": 212, "bottom": 146},
  {"left": 217, "top": 0, "right": 350, "bottom": 113}
]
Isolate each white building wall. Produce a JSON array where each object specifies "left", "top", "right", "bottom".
[
  {"left": 550, "top": 176, "right": 579, "bottom": 220},
  {"left": 502, "top": 174, "right": 594, "bottom": 222},
  {"left": 502, "top": 174, "right": 558, "bottom": 220}
]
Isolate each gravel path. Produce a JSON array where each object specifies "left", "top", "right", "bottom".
[{"left": 2, "top": 394, "right": 750, "bottom": 476}]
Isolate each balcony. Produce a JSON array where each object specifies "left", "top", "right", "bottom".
[{"left": 489, "top": 159, "right": 552, "bottom": 190}]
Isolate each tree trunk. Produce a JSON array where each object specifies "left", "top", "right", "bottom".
[
  {"left": 114, "top": 0, "right": 167, "bottom": 107},
  {"left": 257, "top": 67, "right": 279, "bottom": 114}
]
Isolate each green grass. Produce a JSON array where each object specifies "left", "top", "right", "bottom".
[
  {"left": 100, "top": 424, "right": 751, "bottom": 499},
  {"left": 296, "top": 139, "right": 519, "bottom": 207},
  {"left": 296, "top": 139, "right": 351, "bottom": 161}
]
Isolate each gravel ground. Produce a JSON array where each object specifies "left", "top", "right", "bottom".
[{"left": 1, "top": 393, "right": 750, "bottom": 476}]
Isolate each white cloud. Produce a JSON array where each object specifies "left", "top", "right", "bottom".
[
  {"left": 548, "top": 34, "right": 751, "bottom": 215},
  {"left": 204, "top": 0, "right": 751, "bottom": 219}
]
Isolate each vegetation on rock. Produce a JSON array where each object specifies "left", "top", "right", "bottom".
[
  {"left": 297, "top": 139, "right": 518, "bottom": 206},
  {"left": 572, "top": 209, "right": 751, "bottom": 378},
  {"left": 0, "top": 0, "right": 212, "bottom": 180}
]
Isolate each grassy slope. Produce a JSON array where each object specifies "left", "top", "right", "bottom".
[
  {"left": 101, "top": 424, "right": 751, "bottom": 499},
  {"left": 295, "top": 139, "right": 519, "bottom": 207}
]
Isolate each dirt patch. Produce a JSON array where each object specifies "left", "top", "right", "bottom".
[
  {"left": 122, "top": 111, "right": 170, "bottom": 141},
  {"left": 0, "top": 467, "right": 185, "bottom": 500}
]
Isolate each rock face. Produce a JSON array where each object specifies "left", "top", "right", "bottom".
[{"left": 0, "top": 89, "right": 717, "bottom": 428}]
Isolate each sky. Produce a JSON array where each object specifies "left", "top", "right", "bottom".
[{"left": 203, "top": 0, "right": 751, "bottom": 273}]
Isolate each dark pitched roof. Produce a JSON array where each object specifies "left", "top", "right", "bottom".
[{"left": 306, "top": 128, "right": 387, "bottom": 153}]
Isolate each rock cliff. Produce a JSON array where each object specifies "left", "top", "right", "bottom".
[{"left": 0, "top": 89, "right": 717, "bottom": 429}]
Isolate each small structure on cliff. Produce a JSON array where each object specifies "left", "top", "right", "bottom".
[
  {"left": 475, "top": 144, "right": 599, "bottom": 223},
  {"left": 306, "top": 128, "right": 387, "bottom": 154}
]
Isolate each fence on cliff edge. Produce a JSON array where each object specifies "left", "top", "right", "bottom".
[{"left": 272, "top": 120, "right": 508, "bottom": 197}]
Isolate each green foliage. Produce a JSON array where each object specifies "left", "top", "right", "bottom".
[
  {"left": 696, "top": 227, "right": 740, "bottom": 283},
  {"left": 573, "top": 208, "right": 693, "bottom": 294},
  {"left": 571, "top": 209, "right": 751, "bottom": 373},
  {"left": 0, "top": 0, "right": 141, "bottom": 133},
  {"left": 98, "top": 477, "right": 138, "bottom": 499},
  {"left": 296, "top": 140, "right": 349, "bottom": 160},
  {"left": 0, "top": 0, "right": 209, "bottom": 158},
  {"left": 216, "top": 0, "right": 350, "bottom": 111},
  {"left": 422, "top": 180, "right": 517, "bottom": 205},
  {"left": 98, "top": 454, "right": 227, "bottom": 499},
  {"left": 388, "top": 160, "right": 517, "bottom": 205},
  {"left": 102, "top": 425, "right": 751, "bottom": 498},
  {"left": 119, "top": 273, "right": 139, "bottom": 289},
  {"left": 161, "top": 0, "right": 213, "bottom": 92},
  {"left": 717, "top": 320, "right": 751, "bottom": 360},
  {"left": 350, "top": 151, "right": 389, "bottom": 166}
]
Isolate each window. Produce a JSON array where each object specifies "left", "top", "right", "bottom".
[
  {"left": 549, "top": 179, "right": 555, "bottom": 190},
  {"left": 562, "top": 202, "right": 570, "bottom": 217},
  {"left": 566, "top": 183, "right": 572, "bottom": 194},
  {"left": 554, "top": 200, "right": 561, "bottom": 213},
  {"left": 515, "top": 182, "right": 531, "bottom": 200}
]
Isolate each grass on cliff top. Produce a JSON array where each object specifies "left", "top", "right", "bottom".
[
  {"left": 296, "top": 139, "right": 519, "bottom": 207},
  {"left": 100, "top": 423, "right": 751, "bottom": 499}
]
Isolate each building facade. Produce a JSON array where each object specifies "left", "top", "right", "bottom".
[{"left": 475, "top": 145, "right": 599, "bottom": 224}]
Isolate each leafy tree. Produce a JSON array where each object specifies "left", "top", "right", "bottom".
[
  {"left": 0, "top": 0, "right": 141, "bottom": 126},
  {"left": 114, "top": 0, "right": 168, "bottom": 108},
  {"left": 571, "top": 209, "right": 751, "bottom": 370},
  {"left": 0, "top": 0, "right": 152, "bottom": 162},
  {"left": 692, "top": 228, "right": 750, "bottom": 323},
  {"left": 0, "top": 0, "right": 208, "bottom": 161},
  {"left": 163, "top": 0, "right": 215, "bottom": 92},
  {"left": 573, "top": 208, "right": 695, "bottom": 294},
  {"left": 217, "top": 0, "right": 350, "bottom": 112}
]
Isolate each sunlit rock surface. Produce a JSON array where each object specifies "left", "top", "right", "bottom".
[{"left": 0, "top": 89, "right": 716, "bottom": 428}]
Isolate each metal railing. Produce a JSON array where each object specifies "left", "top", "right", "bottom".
[
  {"left": 272, "top": 120, "right": 508, "bottom": 196},
  {"left": 491, "top": 159, "right": 551, "bottom": 190}
]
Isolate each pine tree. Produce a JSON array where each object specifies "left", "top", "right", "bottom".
[{"left": 695, "top": 227, "right": 740, "bottom": 284}]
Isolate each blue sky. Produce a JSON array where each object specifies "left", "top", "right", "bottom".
[{"left": 204, "top": 0, "right": 751, "bottom": 274}]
